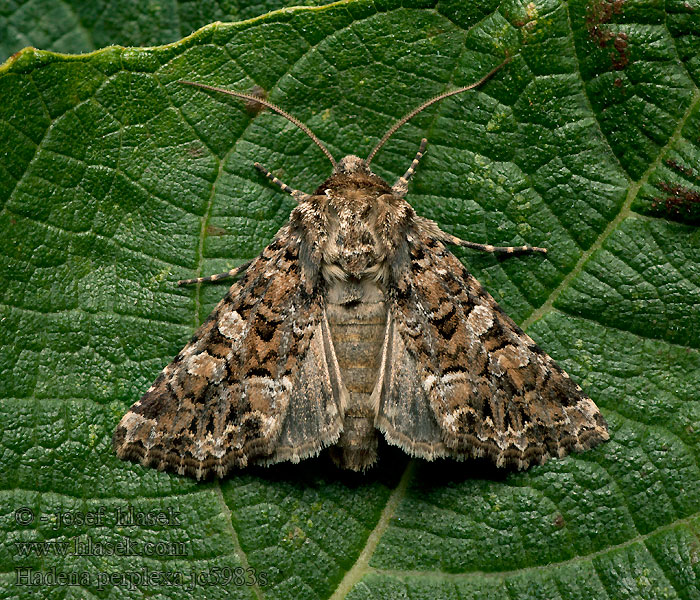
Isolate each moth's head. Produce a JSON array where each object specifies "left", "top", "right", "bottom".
[{"left": 334, "top": 155, "right": 371, "bottom": 176}]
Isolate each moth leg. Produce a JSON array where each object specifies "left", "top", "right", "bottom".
[
  {"left": 254, "top": 162, "right": 311, "bottom": 202},
  {"left": 448, "top": 235, "right": 547, "bottom": 255},
  {"left": 391, "top": 138, "right": 428, "bottom": 197},
  {"left": 177, "top": 260, "right": 252, "bottom": 286}
]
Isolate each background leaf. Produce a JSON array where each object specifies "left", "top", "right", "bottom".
[
  {"left": 0, "top": 0, "right": 329, "bottom": 61},
  {"left": 1, "top": 1, "right": 699, "bottom": 599}
]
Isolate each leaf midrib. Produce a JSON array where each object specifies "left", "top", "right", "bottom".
[{"left": 329, "top": 462, "right": 416, "bottom": 600}]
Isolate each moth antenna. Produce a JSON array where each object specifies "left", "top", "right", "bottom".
[
  {"left": 366, "top": 55, "right": 512, "bottom": 166},
  {"left": 179, "top": 81, "right": 337, "bottom": 168}
]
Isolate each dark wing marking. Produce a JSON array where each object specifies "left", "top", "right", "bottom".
[
  {"left": 113, "top": 226, "right": 345, "bottom": 479},
  {"left": 379, "top": 233, "right": 609, "bottom": 469},
  {"left": 256, "top": 309, "right": 347, "bottom": 466}
]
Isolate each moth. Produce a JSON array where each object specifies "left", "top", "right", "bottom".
[{"left": 113, "top": 59, "right": 609, "bottom": 479}]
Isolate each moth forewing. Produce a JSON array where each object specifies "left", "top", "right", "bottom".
[{"left": 113, "top": 58, "right": 608, "bottom": 479}]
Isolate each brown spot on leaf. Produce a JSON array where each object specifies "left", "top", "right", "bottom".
[
  {"left": 206, "top": 225, "right": 228, "bottom": 236},
  {"left": 665, "top": 159, "right": 697, "bottom": 179},
  {"left": 425, "top": 25, "right": 447, "bottom": 38},
  {"left": 513, "top": 2, "right": 538, "bottom": 33},
  {"left": 652, "top": 183, "right": 700, "bottom": 217},
  {"left": 651, "top": 160, "right": 700, "bottom": 220},
  {"left": 187, "top": 143, "right": 205, "bottom": 158},
  {"left": 586, "top": 0, "right": 629, "bottom": 70},
  {"left": 245, "top": 85, "right": 268, "bottom": 116}
]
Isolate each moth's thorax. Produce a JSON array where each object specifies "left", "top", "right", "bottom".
[
  {"left": 291, "top": 166, "right": 415, "bottom": 284},
  {"left": 321, "top": 185, "right": 386, "bottom": 281}
]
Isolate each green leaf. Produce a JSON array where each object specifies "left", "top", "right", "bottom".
[
  {"left": 1, "top": 1, "right": 699, "bottom": 599},
  {"left": 0, "top": 0, "right": 331, "bottom": 62}
]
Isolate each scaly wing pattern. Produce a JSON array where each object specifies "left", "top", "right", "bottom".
[
  {"left": 113, "top": 227, "right": 345, "bottom": 479},
  {"left": 380, "top": 233, "right": 609, "bottom": 469}
]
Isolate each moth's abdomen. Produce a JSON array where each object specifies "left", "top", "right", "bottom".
[
  {"left": 326, "top": 300, "right": 386, "bottom": 396},
  {"left": 325, "top": 280, "right": 387, "bottom": 470}
]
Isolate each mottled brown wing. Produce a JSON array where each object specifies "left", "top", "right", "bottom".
[
  {"left": 379, "top": 234, "right": 609, "bottom": 469},
  {"left": 113, "top": 226, "right": 345, "bottom": 479}
]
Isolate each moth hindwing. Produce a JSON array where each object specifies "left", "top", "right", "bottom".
[{"left": 113, "top": 59, "right": 609, "bottom": 479}]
